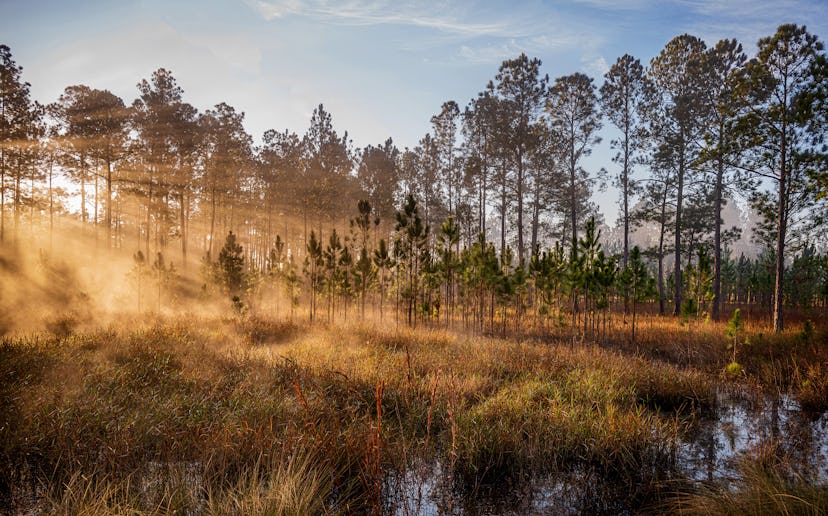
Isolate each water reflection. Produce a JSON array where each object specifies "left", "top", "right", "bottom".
[
  {"left": 387, "top": 465, "right": 626, "bottom": 515},
  {"left": 388, "top": 388, "right": 828, "bottom": 514},
  {"left": 679, "top": 388, "right": 828, "bottom": 483}
]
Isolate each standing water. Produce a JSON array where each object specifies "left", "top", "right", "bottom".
[{"left": 387, "top": 387, "right": 828, "bottom": 514}]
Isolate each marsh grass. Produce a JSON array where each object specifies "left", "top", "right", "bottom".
[
  {"left": 795, "top": 362, "right": 828, "bottom": 412},
  {"left": 41, "top": 449, "right": 340, "bottom": 515},
  {"left": 669, "top": 442, "right": 828, "bottom": 515},
  {"left": 204, "top": 449, "right": 343, "bottom": 515},
  {"left": 0, "top": 314, "right": 823, "bottom": 513},
  {"left": 236, "top": 316, "right": 300, "bottom": 346}
]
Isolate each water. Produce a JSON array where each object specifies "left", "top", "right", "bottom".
[
  {"left": 10, "top": 388, "right": 827, "bottom": 513},
  {"left": 678, "top": 387, "right": 828, "bottom": 483},
  {"left": 386, "top": 463, "right": 598, "bottom": 515},
  {"left": 388, "top": 388, "right": 828, "bottom": 514}
]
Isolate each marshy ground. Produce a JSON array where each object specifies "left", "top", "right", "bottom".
[{"left": 2, "top": 314, "right": 827, "bottom": 514}]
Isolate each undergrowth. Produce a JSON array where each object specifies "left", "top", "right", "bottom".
[{"left": 0, "top": 315, "right": 824, "bottom": 513}]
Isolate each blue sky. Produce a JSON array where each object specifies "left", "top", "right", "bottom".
[{"left": 3, "top": 0, "right": 827, "bottom": 224}]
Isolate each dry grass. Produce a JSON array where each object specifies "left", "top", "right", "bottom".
[
  {"left": 669, "top": 443, "right": 828, "bottom": 516},
  {"left": 0, "top": 313, "right": 824, "bottom": 513}
]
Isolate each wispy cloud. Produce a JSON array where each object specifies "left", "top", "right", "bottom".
[
  {"left": 247, "top": 0, "right": 600, "bottom": 66},
  {"left": 677, "top": 0, "right": 809, "bottom": 18},
  {"left": 572, "top": 0, "right": 654, "bottom": 10},
  {"left": 457, "top": 33, "right": 582, "bottom": 65},
  {"left": 249, "top": 0, "right": 519, "bottom": 37},
  {"left": 252, "top": 0, "right": 303, "bottom": 19},
  {"left": 582, "top": 55, "right": 609, "bottom": 77},
  {"left": 673, "top": 0, "right": 828, "bottom": 49},
  {"left": 457, "top": 41, "right": 527, "bottom": 65}
]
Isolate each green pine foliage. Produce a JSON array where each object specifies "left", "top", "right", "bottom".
[
  {"left": 726, "top": 308, "right": 744, "bottom": 367},
  {"left": 218, "top": 231, "right": 246, "bottom": 299},
  {"left": 619, "top": 246, "right": 656, "bottom": 344}
]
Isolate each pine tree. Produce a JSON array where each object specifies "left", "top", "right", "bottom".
[
  {"left": 699, "top": 38, "right": 751, "bottom": 321},
  {"left": 283, "top": 253, "right": 302, "bottom": 321},
  {"left": 218, "top": 230, "right": 245, "bottom": 306},
  {"left": 0, "top": 45, "right": 37, "bottom": 244},
  {"left": 323, "top": 229, "right": 343, "bottom": 322},
  {"left": 619, "top": 246, "right": 656, "bottom": 344},
  {"left": 600, "top": 54, "right": 654, "bottom": 267},
  {"left": 151, "top": 252, "right": 175, "bottom": 311},
  {"left": 737, "top": 24, "right": 827, "bottom": 332},
  {"left": 437, "top": 216, "right": 460, "bottom": 327},
  {"left": 684, "top": 248, "right": 714, "bottom": 320},
  {"left": 725, "top": 308, "right": 744, "bottom": 370},
  {"left": 131, "top": 250, "right": 147, "bottom": 312},
  {"left": 648, "top": 34, "right": 710, "bottom": 316},
  {"left": 304, "top": 230, "right": 324, "bottom": 322},
  {"left": 395, "top": 194, "right": 429, "bottom": 326},
  {"left": 490, "top": 54, "right": 549, "bottom": 265},
  {"left": 548, "top": 73, "right": 603, "bottom": 252},
  {"left": 373, "top": 238, "right": 393, "bottom": 321},
  {"left": 267, "top": 235, "right": 286, "bottom": 316},
  {"left": 353, "top": 245, "right": 374, "bottom": 320}
]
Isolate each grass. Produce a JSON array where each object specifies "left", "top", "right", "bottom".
[
  {"left": 41, "top": 449, "right": 338, "bottom": 515},
  {"left": 670, "top": 443, "right": 828, "bottom": 515},
  {"left": 0, "top": 313, "right": 824, "bottom": 513}
]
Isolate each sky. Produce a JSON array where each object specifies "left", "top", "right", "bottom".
[{"left": 2, "top": 0, "right": 828, "bottom": 225}]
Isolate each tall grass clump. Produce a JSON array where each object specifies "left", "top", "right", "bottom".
[
  {"left": 3, "top": 314, "right": 822, "bottom": 513},
  {"left": 205, "top": 449, "right": 341, "bottom": 515},
  {"left": 669, "top": 444, "right": 828, "bottom": 515},
  {"left": 453, "top": 369, "right": 680, "bottom": 490},
  {"left": 794, "top": 362, "right": 828, "bottom": 412}
]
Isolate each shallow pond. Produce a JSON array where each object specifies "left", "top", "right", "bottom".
[
  {"left": 679, "top": 387, "right": 828, "bottom": 483},
  {"left": 9, "top": 388, "right": 826, "bottom": 514},
  {"left": 387, "top": 387, "right": 828, "bottom": 515}
]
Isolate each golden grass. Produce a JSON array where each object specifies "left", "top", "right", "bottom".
[
  {"left": 669, "top": 443, "right": 828, "bottom": 516},
  {"left": 0, "top": 313, "right": 824, "bottom": 513}
]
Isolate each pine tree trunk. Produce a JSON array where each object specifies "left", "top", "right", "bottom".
[
  {"left": 80, "top": 159, "right": 86, "bottom": 232},
  {"left": 531, "top": 185, "right": 540, "bottom": 257},
  {"left": 569, "top": 146, "right": 578, "bottom": 253},
  {"left": 712, "top": 129, "right": 724, "bottom": 322},
  {"left": 180, "top": 191, "right": 187, "bottom": 267},
  {"left": 500, "top": 165, "right": 507, "bottom": 258},
  {"left": 516, "top": 149, "right": 525, "bottom": 266},
  {"left": 208, "top": 185, "right": 217, "bottom": 259},
  {"left": 773, "top": 124, "right": 787, "bottom": 333},
  {"left": 106, "top": 158, "right": 113, "bottom": 249},
  {"left": 479, "top": 162, "right": 487, "bottom": 237},
  {"left": 673, "top": 134, "right": 685, "bottom": 317},
  {"left": 623, "top": 117, "right": 630, "bottom": 268},
  {"left": 49, "top": 157, "right": 54, "bottom": 250},
  {"left": 94, "top": 166, "right": 99, "bottom": 247},
  {"left": 145, "top": 174, "right": 152, "bottom": 257},
  {"left": 14, "top": 161, "right": 21, "bottom": 243},
  {"left": 1, "top": 164, "right": 5, "bottom": 243},
  {"left": 658, "top": 187, "right": 667, "bottom": 316}
]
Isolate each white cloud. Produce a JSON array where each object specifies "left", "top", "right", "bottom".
[
  {"left": 248, "top": 0, "right": 533, "bottom": 38},
  {"left": 458, "top": 42, "right": 524, "bottom": 65},
  {"left": 572, "top": 0, "right": 653, "bottom": 9},
  {"left": 456, "top": 33, "right": 580, "bottom": 65},
  {"left": 246, "top": 0, "right": 614, "bottom": 75},
  {"left": 186, "top": 33, "right": 263, "bottom": 75},
  {"left": 672, "top": 0, "right": 828, "bottom": 51},
  {"left": 250, "top": 0, "right": 304, "bottom": 20},
  {"left": 676, "top": 0, "right": 799, "bottom": 18},
  {"left": 582, "top": 55, "right": 609, "bottom": 77}
]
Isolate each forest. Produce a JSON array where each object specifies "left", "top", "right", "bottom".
[{"left": 1, "top": 22, "right": 828, "bottom": 514}]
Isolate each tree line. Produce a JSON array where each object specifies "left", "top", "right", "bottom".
[
  {"left": 198, "top": 197, "right": 826, "bottom": 346},
  {"left": 1, "top": 23, "right": 827, "bottom": 332}
]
